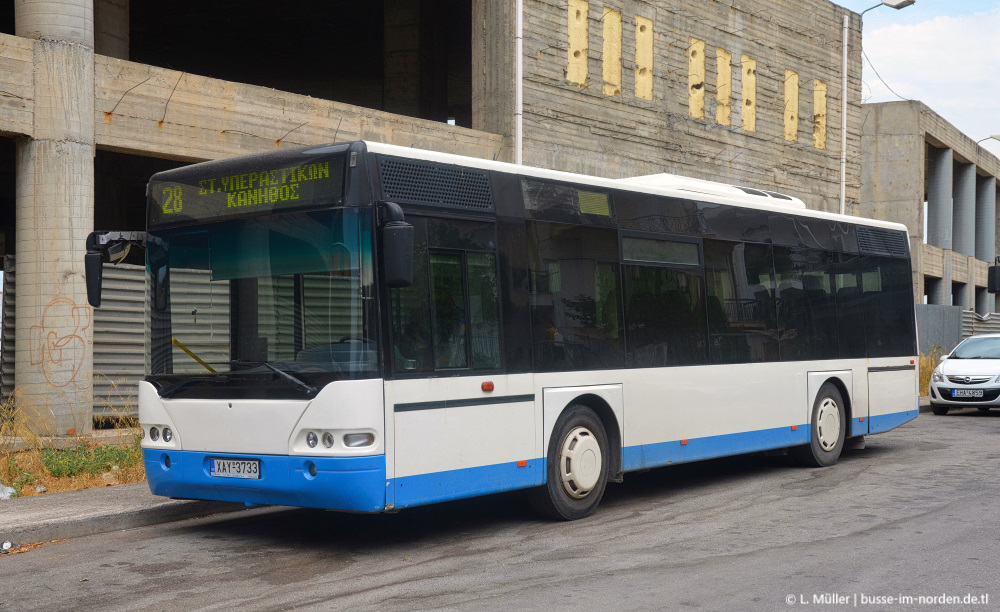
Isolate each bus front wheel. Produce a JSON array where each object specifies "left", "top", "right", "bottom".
[
  {"left": 792, "top": 383, "right": 846, "bottom": 468},
  {"left": 528, "top": 404, "right": 610, "bottom": 521}
]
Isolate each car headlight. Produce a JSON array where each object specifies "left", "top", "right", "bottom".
[{"left": 931, "top": 367, "right": 943, "bottom": 383}]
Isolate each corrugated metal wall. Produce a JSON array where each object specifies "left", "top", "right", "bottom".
[
  {"left": 962, "top": 309, "right": 1000, "bottom": 339},
  {"left": 1, "top": 260, "right": 148, "bottom": 418},
  {"left": 92, "top": 263, "right": 145, "bottom": 418},
  {"left": 1, "top": 256, "right": 15, "bottom": 399}
]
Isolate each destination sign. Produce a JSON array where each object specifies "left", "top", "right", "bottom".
[{"left": 148, "top": 148, "right": 347, "bottom": 228}]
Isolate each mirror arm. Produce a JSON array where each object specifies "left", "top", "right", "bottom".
[{"left": 85, "top": 230, "right": 148, "bottom": 308}]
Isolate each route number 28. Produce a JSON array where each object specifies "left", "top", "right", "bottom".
[{"left": 162, "top": 186, "right": 183, "bottom": 214}]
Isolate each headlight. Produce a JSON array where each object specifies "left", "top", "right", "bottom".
[{"left": 931, "top": 367, "right": 943, "bottom": 383}]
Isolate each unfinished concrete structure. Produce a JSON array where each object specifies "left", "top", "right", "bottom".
[
  {"left": 0, "top": 0, "right": 866, "bottom": 431},
  {"left": 861, "top": 101, "right": 1000, "bottom": 319}
]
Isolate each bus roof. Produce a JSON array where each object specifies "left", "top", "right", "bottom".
[{"left": 362, "top": 140, "right": 909, "bottom": 235}]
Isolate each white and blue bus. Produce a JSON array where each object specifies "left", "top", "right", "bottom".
[{"left": 87, "top": 141, "right": 918, "bottom": 520}]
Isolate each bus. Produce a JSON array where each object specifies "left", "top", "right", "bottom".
[{"left": 86, "top": 141, "right": 919, "bottom": 520}]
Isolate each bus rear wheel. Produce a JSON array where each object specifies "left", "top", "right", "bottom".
[
  {"left": 792, "top": 383, "right": 846, "bottom": 467},
  {"left": 528, "top": 404, "right": 609, "bottom": 521}
]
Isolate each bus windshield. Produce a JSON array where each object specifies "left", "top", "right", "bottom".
[{"left": 146, "top": 208, "right": 376, "bottom": 399}]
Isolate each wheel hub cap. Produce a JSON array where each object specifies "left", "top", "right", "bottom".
[
  {"left": 559, "top": 426, "right": 602, "bottom": 499},
  {"left": 816, "top": 398, "right": 841, "bottom": 451}
]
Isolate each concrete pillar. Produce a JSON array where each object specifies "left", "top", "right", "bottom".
[
  {"left": 14, "top": 0, "right": 95, "bottom": 435},
  {"left": 953, "top": 162, "right": 976, "bottom": 257},
  {"left": 926, "top": 146, "right": 953, "bottom": 250},
  {"left": 976, "top": 175, "right": 997, "bottom": 263},
  {"left": 384, "top": 0, "right": 421, "bottom": 118},
  {"left": 976, "top": 287, "right": 989, "bottom": 315},
  {"left": 94, "top": 0, "right": 128, "bottom": 59}
]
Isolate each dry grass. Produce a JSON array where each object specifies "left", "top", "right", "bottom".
[
  {"left": 0, "top": 386, "right": 146, "bottom": 499},
  {"left": 919, "top": 346, "right": 944, "bottom": 397}
]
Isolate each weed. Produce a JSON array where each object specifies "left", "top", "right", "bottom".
[
  {"left": 0, "top": 385, "right": 146, "bottom": 496},
  {"left": 919, "top": 345, "right": 943, "bottom": 397}
]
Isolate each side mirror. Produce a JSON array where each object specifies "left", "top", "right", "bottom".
[
  {"left": 379, "top": 202, "right": 413, "bottom": 288},
  {"left": 382, "top": 222, "right": 413, "bottom": 288},
  {"left": 85, "top": 251, "right": 104, "bottom": 308},
  {"left": 85, "top": 230, "right": 147, "bottom": 308}
]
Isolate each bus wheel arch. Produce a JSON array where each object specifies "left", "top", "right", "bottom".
[
  {"left": 792, "top": 381, "right": 847, "bottom": 468},
  {"left": 529, "top": 400, "right": 615, "bottom": 520}
]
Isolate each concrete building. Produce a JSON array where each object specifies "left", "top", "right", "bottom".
[
  {"left": 0, "top": 0, "right": 866, "bottom": 433},
  {"left": 862, "top": 101, "right": 1000, "bottom": 352}
]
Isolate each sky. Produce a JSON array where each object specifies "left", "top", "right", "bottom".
[{"left": 833, "top": 0, "right": 1000, "bottom": 157}]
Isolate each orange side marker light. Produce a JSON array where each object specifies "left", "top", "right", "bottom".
[
  {"left": 482, "top": 381, "right": 495, "bottom": 392},
  {"left": 791, "top": 425, "right": 797, "bottom": 431},
  {"left": 680, "top": 439, "right": 688, "bottom": 446},
  {"left": 517, "top": 460, "right": 527, "bottom": 467}
]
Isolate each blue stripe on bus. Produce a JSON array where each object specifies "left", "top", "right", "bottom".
[
  {"left": 142, "top": 410, "right": 917, "bottom": 513},
  {"left": 622, "top": 424, "right": 810, "bottom": 471},
  {"left": 851, "top": 417, "right": 869, "bottom": 436},
  {"left": 391, "top": 459, "right": 544, "bottom": 508},
  {"left": 868, "top": 409, "right": 918, "bottom": 433},
  {"left": 143, "top": 449, "right": 387, "bottom": 512}
]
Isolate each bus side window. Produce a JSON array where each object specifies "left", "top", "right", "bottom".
[{"left": 526, "top": 221, "right": 624, "bottom": 372}]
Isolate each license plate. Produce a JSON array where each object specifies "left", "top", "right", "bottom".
[
  {"left": 210, "top": 459, "right": 260, "bottom": 479},
  {"left": 952, "top": 389, "right": 984, "bottom": 398}
]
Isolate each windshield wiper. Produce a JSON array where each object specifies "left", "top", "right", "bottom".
[
  {"left": 262, "top": 363, "right": 318, "bottom": 397},
  {"left": 158, "top": 375, "right": 229, "bottom": 398}
]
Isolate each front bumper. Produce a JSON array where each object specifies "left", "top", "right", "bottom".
[
  {"left": 143, "top": 449, "right": 387, "bottom": 512},
  {"left": 928, "top": 385, "right": 1000, "bottom": 406}
]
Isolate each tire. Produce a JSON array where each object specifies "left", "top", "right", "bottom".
[
  {"left": 792, "top": 383, "right": 846, "bottom": 467},
  {"left": 931, "top": 405, "right": 949, "bottom": 416},
  {"left": 528, "top": 404, "right": 610, "bottom": 521}
]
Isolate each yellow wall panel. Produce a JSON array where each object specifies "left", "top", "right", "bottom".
[
  {"left": 567, "top": 0, "right": 589, "bottom": 88},
  {"left": 813, "top": 79, "right": 827, "bottom": 149},
  {"left": 716, "top": 48, "right": 732, "bottom": 126},
  {"left": 688, "top": 38, "right": 705, "bottom": 119},
  {"left": 635, "top": 17, "right": 653, "bottom": 100},
  {"left": 784, "top": 69, "right": 799, "bottom": 141},
  {"left": 741, "top": 55, "right": 756, "bottom": 132},
  {"left": 602, "top": 9, "right": 622, "bottom": 96},
  {"left": 634, "top": 16, "right": 653, "bottom": 100}
]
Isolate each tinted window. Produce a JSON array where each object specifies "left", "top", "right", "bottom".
[
  {"left": 527, "top": 221, "right": 623, "bottom": 371},
  {"left": 704, "top": 240, "right": 778, "bottom": 363},
  {"left": 624, "top": 264, "right": 707, "bottom": 367},
  {"left": 862, "top": 255, "right": 916, "bottom": 357},
  {"left": 390, "top": 217, "right": 503, "bottom": 373},
  {"left": 773, "top": 247, "right": 843, "bottom": 360},
  {"left": 834, "top": 254, "right": 867, "bottom": 359}
]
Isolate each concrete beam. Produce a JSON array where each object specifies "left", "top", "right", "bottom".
[{"left": 94, "top": 57, "right": 504, "bottom": 163}]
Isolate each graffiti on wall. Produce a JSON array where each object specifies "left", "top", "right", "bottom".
[{"left": 29, "top": 297, "right": 92, "bottom": 389}]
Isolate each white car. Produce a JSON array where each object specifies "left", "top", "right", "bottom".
[{"left": 929, "top": 334, "right": 1000, "bottom": 415}]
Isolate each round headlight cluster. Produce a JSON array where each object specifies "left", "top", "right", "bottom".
[
  {"left": 147, "top": 426, "right": 174, "bottom": 444},
  {"left": 931, "top": 368, "right": 943, "bottom": 383},
  {"left": 300, "top": 430, "right": 376, "bottom": 450}
]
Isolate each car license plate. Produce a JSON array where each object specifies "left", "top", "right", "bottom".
[
  {"left": 210, "top": 459, "right": 260, "bottom": 479},
  {"left": 952, "top": 389, "right": 984, "bottom": 398}
]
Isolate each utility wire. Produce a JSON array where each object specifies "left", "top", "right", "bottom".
[{"left": 862, "top": 49, "right": 910, "bottom": 101}]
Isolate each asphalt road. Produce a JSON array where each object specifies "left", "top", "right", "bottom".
[{"left": 2, "top": 409, "right": 998, "bottom": 612}]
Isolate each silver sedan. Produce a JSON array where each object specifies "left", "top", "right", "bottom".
[{"left": 929, "top": 334, "right": 1000, "bottom": 415}]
